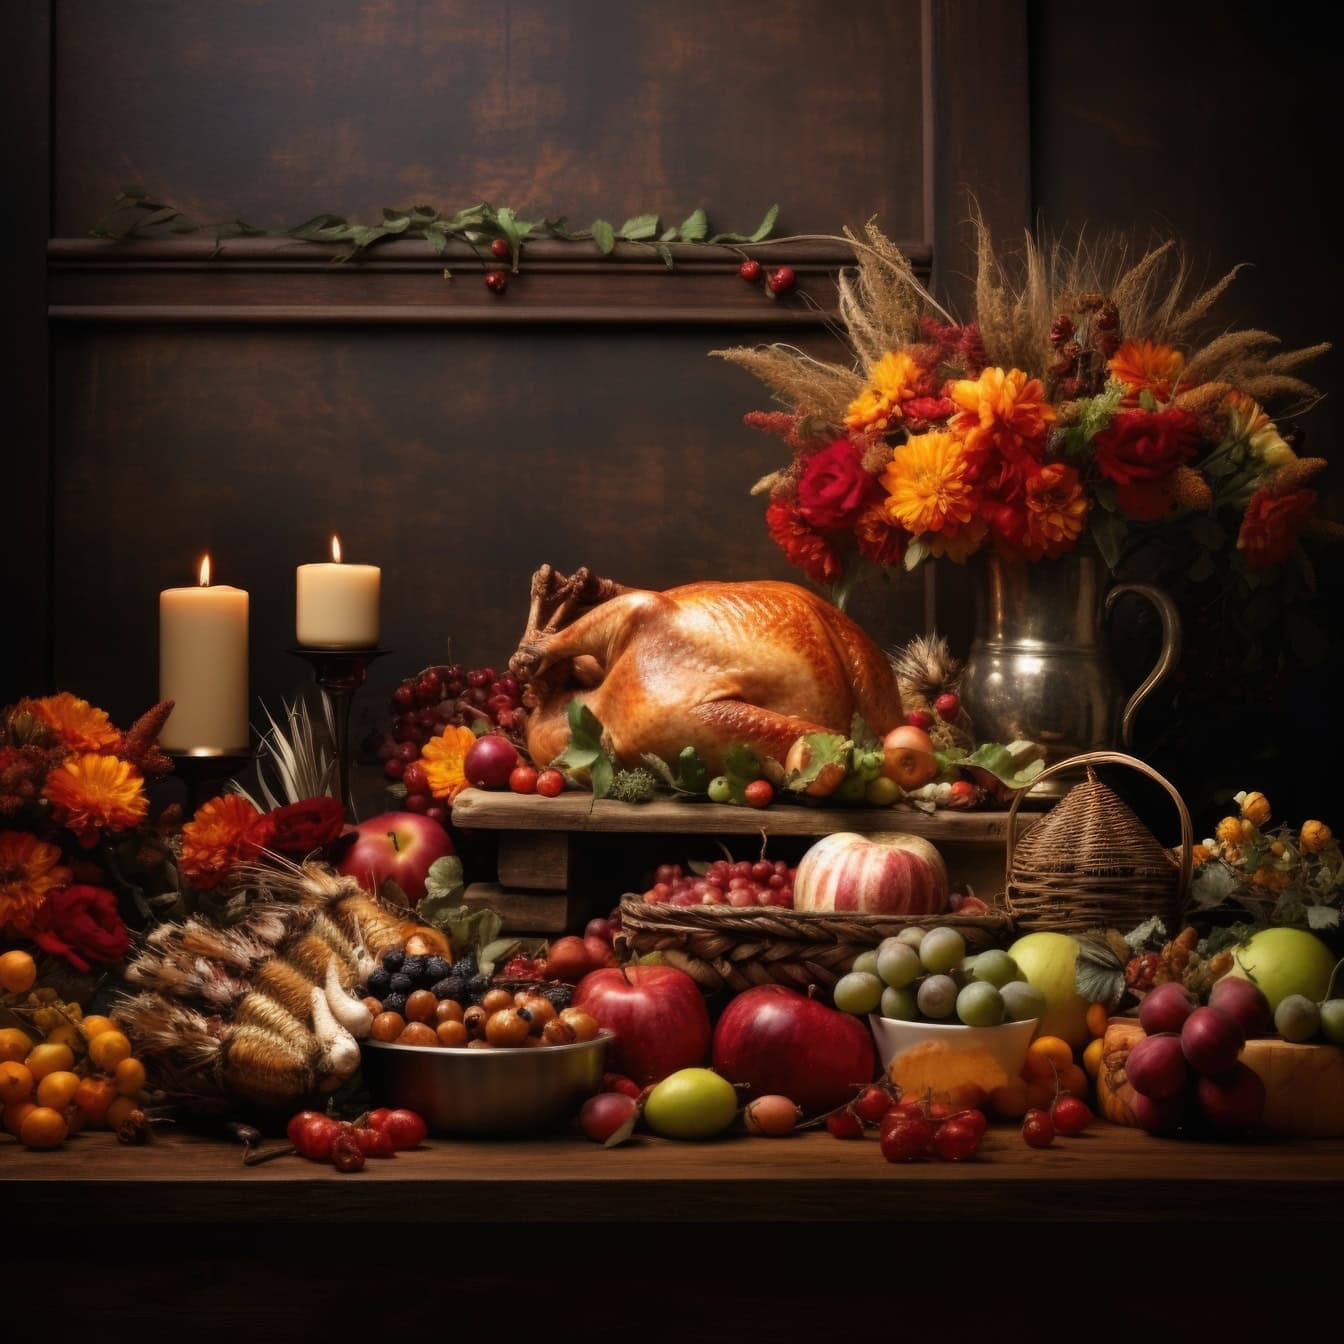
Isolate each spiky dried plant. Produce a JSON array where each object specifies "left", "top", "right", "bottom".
[{"left": 232, "top": 697, "right": 336, "bottom": 811}]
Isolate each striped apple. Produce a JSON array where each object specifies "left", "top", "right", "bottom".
[{"left": 792, "top": 832, "right": 948, "bottom": 915}]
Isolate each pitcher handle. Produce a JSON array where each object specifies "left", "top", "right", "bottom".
[{"left": 1104, "top": 584, "right": 1182, "bottom": 750}]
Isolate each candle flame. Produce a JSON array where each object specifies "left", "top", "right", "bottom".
[
  {"left": 199, "top": 554, "right": 211, "bottom": 587},
  {"left": 331, "top": 534, "right": 342, "bottom": 563}
]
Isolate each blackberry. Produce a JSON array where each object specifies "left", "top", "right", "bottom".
[
  {"left": 430, "top": 978, "right": 462, "bottom": 1001},
  {"left": 389, "top": 973, "right": 413, "bottom": 995},
  {"left": 382, "top": 950, "right": 405, "bottom": 974},
  {"left": 453, "top": 952, "right": 479, "bottom": 982},
  {"left": 424, "top": 956, "right": 452, "bottom": 982},
  {"left": 466, "top": 974, "right": 491, "bottom": 1003},
  {"left": 366, "top": 969, "right": 391, "bottom": 998},
  {"left": 401, "top": 956, "right": 428, "bottom": 982},
  {"left": 541, "top": 984, "right": 574, "bottom": 1013},
  {"left": 382, "top": 992, "right": 407, "bottom": 1015}
]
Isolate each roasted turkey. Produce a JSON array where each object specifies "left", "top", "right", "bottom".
[{"left": 510, "top": 566, "right": 904, "bottom": 774}]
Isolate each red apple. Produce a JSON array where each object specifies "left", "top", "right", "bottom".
[
  {"left": 712, "top": 984, "right": 876, "bottom": 1115},
  {"left": 793, "top": 832, "right": 948, "bottom": 916},
  {"left": 337, "top": 811, "right": 454, "bottom": 903},
  {"left": 573, "top": 965, "right": 711, "bottom": 1085}
]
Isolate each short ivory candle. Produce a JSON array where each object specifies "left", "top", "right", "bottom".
[
  {"left": 295, "top": 534, "right": 381, "bottom": 648},
  {"left": 159, "top": 555, "right": 250, "bottom": 753}
]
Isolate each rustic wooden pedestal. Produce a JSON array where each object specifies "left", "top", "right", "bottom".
[{"left": 452, "top": 789, "right": 1038, "bottom": 936}]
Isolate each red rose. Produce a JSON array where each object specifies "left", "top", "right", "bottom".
[
  {"left": 765, "top": 499, "right": 844, "bottom": 587},
  {"left": 1092, "top": 409, "right": 1200, "bottom": 519},
  {"left": 902, "top": 396, "right": 958, "bottom": 433},
  {"left": 1238, "top": 488, "right": 1316, "bottom": 569},
  {"left": 27, "top": 884, "right": 130, "bottom": 972},
  {"left": 796, "top": 439, "right": 878, "bottom": 529},
  {"left": 265, "top": 797, "right": 346, "bottom": 854}
]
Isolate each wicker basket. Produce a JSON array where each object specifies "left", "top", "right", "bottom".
[
  {"left": 617, "top": 899, "right": 1013, "bottom": 998},
  {"left": 1004, "top": 751, "right": 1192, "bottom": 934}
]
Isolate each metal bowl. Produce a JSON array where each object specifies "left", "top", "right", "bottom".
[{"left": 360, "top": 1031, "right": 612, "bottom": 1138}]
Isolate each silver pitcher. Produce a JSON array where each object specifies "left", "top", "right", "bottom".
[{"left": 960, "top": 551, "right": 1180, "bottom": 792}]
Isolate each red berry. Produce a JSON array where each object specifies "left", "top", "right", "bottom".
[
  {"left": 905, "top": 709, "right": 934, "bottom": 731},
  {"left": 490, "top": 237, "right": 510, "bottom": 259},
  {"left": 485, "top": 270, "right": 508, "bottom": 294},
  {"left": 353, "top": 1124, "right": 396, "bottom": 1158},
  {"left": 286, "top": 1110, "right": 325, "bottom": 1148},
  {"left": 743, "top": 779, "right": 774, "bottom": 809},
  {"left": 826, "top": 1108, "right": 864, "bottom": 1140},
  {"left": 945, "top": 779, "right": 978, "bottom": 809},
  {"left": 738, "top": 258, "right": 762, "bottom": 282},
  {"left": 766, "top": 265, "right": 796, "bottom": 295},
  {"left": 392, "top": 684, "right": 415, "bottom": 709},
  {"left": 934, "top": 692, "right": 960, "bottom": 720},
  {"left": 510, "top": 764, "right": 539, "bottom": 794},
  {"left": 366, "top": 1108, "right": 391, "bottom": 1130},
  {"left": 380, "top": 1108, "right": 428, "bottom": 1151},
  {"left": 933, "top": 1117, "right": 981, "bottom": 1162},
  {"left": 331, "top": 1136, "right": 366, "bottom": 1173},
  {"left": 295, "top": 1114, "right": 340, "bottom": 1162},
  {"left": 851, "top": 1085, "right": 893, "bottom": 1125},
  {"left": 1051, "top": 1095, "right": 1092, "bottom": 1137},
  {"left": 425, "top": 806, "right": 447, "bottom": 825},
  {"left": 1022, "top": 1107, "right": 1055, "bottom": 1148},
  {"left": 947, "top": 1108, "right": 988, "bottom": 1141},
  {"left": 879, "top": 1116, "right": 932, "bottom": 1162},
  {"left": 395, "top": 742, "right": 420, "bottom": 763},
  {"left": 403, "top": 793, "right": 430, "bottom": 814},
  {"left": 383, "top": 757, "right": 405, "bottom": 781},
  {"left": 403, "top": 761, "right": 429, "bottom": 794},
  {"left": 535, "top": 769, "right": 565, "bottom": 798},
  {"left": 603, "top": 1073, "right": 643, "bottom": 1100}
]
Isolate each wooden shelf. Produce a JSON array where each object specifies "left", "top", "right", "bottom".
[{"left": 4, "top": 1125, "right": 1340, "bottom": 1226}]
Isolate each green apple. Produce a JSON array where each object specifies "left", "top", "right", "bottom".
[
  {"left": 1319, "top": 999, "right": 1344, "bottom": 1045},
  {"left": 1006, "top": 931, "right": 1089, "bottom": 1046},
  {"left": 1222, "top": 927, "right": 1336, "bottom": 1013},
  {"left": 642, "top": 1068, "right": 738, "bottom": 1140}
]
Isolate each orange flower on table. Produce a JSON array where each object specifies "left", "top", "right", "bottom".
[
  {"left": 765, "top": 500, "right": 845, "bottom": 588},
  {"left": 844, "top": 351, "right": 927, "bottom": 434},
  {"left": 0, "top": 830, "right": 71, "bottom": 929},
  {"left": 881, "top": 430, "right": 977, "bottom": 536},
  {"left": 926, "top": 517, "right": 989, "bottom": 563},
  {"left": 421, "top": 725, "right": 481, "bottom": 804},
  {"left": 1107, "top": 340, "right": 1185, "bottom": 402},
  {"left": 1237, "top": 487, "right": 1316, "bottom": 569},
  {"left": 1021, "top": 462, "right": 1089, "bottom": 560},
  {"left": 948, "top": 366, "right": 1055, "bottom": 458},
  {"left": 42, "top": 753, "right": 148, "bottom": 845},
  {"left": 178, "top": 794, "right": 271, "bottom": 889},
  {"left": 30, "top": 693, "right": 120, "bottom": 753}
]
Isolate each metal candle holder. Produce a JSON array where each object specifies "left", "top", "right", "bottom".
[
  {"left": 167, "top": 748, "right": 256, "bottom": 815},
  {"left": 289, "top": 646, "right": 390, "bottom": 816}
]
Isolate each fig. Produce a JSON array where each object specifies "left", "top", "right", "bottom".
[
  {"left": 1196, "top": 1062, "right": 1266, "bottom": 1130},
  {"left": 1124, "top": 1032, "right": 1189, "bottom": 1100},
  {"left": 1207, "top": 976, "right": 1274, "bottom": 1038},
  {"left": 1139, "top": 982, "right": 1195, "bottom": 1036},
  {"left": 1180, "top": 1006, "right": 1245, "bottom": 1076}
]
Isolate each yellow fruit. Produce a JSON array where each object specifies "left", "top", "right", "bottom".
[
  {"left": 0, "top": 1027, "right": 34, "bottom": 1064},
  {"left": 0, "top": 949, "right": 37, "bottom": 994},
  {"left": 73, "top": 1075, "right": 117, "bottom": 1125},
  {"left": 1239, "top": 791, "right": 1271, "bottom": 826},
  {"left": 1215, "top": 816, "right": 1243, "bottom": 845},
  {"left": 1223, "top": 927, "right": 1337, "bottom": 1012},
  {"left": 1083, "top": 1037, "right": 1105, "bottom": 1078},
  {"left": 35, "top": 1069, "right": 80, "bottom": 1110},
  {"left": 1191, "top": 843, "right": 1212, "bottom": 868},
  {"left": 81, "top": 1014, "right": 116, "bottom": 1040},
  {"left": 44, "top": 1023, "right": 82, "bottom": 1051},
  {"left": 3, "top": 1100, "right": 37, "bottom": 1137},
  {"left": 105, "top": 1095, "right": 141, "bottom": 1130},
  {"left": 19, "top": 1105, "right": 68, "bottom": 1149},
  {"left": 1085, "top": 1003, "right": 1108, "bottom": 1038},
  {"left": 113, "top": 1057, "right": 146, "bottom": 1097},
  {"left": 0, "top": 1060, "right": 35, "bottom": 1106},
  {"left": 88, "top": 1030, "right": 132, "bottom": 1072},
  {"left": 24, "top": 1042, "right": 75, "bottom": 1081},
  {"left": 1024, "top": 1035, "right": 1074, "bottom": 1080},
  {"left": 1006, "top": 932, "right": 1090, "bottom": 1046},
  {"left": 1301, "top": 820, "right": 1333, "bottom": 854}
]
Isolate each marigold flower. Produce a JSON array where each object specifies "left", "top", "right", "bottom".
[
  {"left": 1222, "top": 391, "right": 1295, "bottom": 466},
  {"left": 1215, "top": 816, "right": 1243, "bottom": 846},
  {"left": 1021, "top": 462, "right": 1089, "bottom": 560},
  {"left": 178, "top": 793, "right": 271, "bottom": 889},
  {"left": 853, "top": 501, "right": 906, "bottom": 568},
  {"left": 881, "top": 431, "right": 978, "bottom": 536},
  {"left": 844, "top": 351, "right": 927, "bottom": 433},
  {"left": 1300, "top": 820, "right": 1333, "bottom": 854},
  {"left": 1237, "top": 487, "right": 1315, "bottom": 569},
  {"left": 948, "top": 367, "right": 1056, "bottom": 459},
  {"left": 926, "top": 518, "right": 989, "bottom": 563},
  {"left": 421, "top": 725, "right": 483, "bottom": 804},
  {"left": 43, "top": 753, "right": 148, "bottom": 845},
  {"left": 764, "top": 499, "right": 845, "bottom": 588},
  {"left": 1107, "top": 340, "right": 1185, "bottom": 401},
  {"left": 30, "top": 693, "right": 121, "bottom": 753},
  {"left": 0, "top": 830, "right": 71, "bottom": 929},
  {"left": 1191, "top": 843, "right": 1212, "bottom": 868}
]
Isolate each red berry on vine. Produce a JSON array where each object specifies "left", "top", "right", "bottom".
[
  {"left": 743, "top": 779, "right": 774, "bottom": 809},
  {"left": 766, "top": 266, "right": 796, "bottom": 295},
  {"left": 933, "top": 1118, "right": 981, "bottom": 1162},
  {"left": 851, "top": 1085, "right": 893, "bottom": 1125},
  {"left": 738, "top": 258, "right": 762, "bottom": 282},
  {"left": 490, "top": 238, "right": 510, "bottom": 259},
  {"left": 485, "top": 270, "right": 508, "bottom": 294},
  {"left": 826, "top": 1108, "right": 863, "bottom": 1140},
  {"left": 934, "top": 692, "right": 960, "bottom": 720},
  {"left": 1022, "top": 1107, "right": 1054, "bottom": 1148},
  {"left": 1051, "top": 1095, "right": 1092, "bottom": 1136}
]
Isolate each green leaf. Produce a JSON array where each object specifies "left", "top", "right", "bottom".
[
  {"left": 1139, "top": 389, "right": 1158, "bottom": 412},
  {"left": 1090, "top": 510, "right": 1126, "bottom": 571},
  {"left": 639, "top": 753, "right": 679, "bottom": 790},
  {"left": 850, "top": 714, "right": 880, "bottom": 753},
  {"left": 1306, "top": 904, "right": 1340, "bottom": 931},
  {"left": 1123, "top": 915, "right": 1168, "bottom": 952},
  {"left": 591, "top": 219, "right": 616, "bottom": 254},
  {"left": 424, "top": 855, "right": 465, "bottom": 902},
  {"left": 677, "top": 207, "right": 708, "bottom": 243},
  {"left": 903, "top": 537, "right": 928, "bottom": 572},
  {"left": 617, "top": 213, "right": 659, "bottom": 241},
  {"left": 413, "top": 900, "right": 502, "bottom": 962},
  {"left": 636, "top": 950, "right": 667, "bottom": 966},
  {"left": 591, "top": 754, "right": 615, "bottom": 800},
  {"left": 1189, "top": 862, "right": 1242, "bottom": 910},
  {"left": 783, "top": 733, "right": 850, "bottom": 793},
  {"left": 749, "top": 203, "right": 780, "bottom": 241},
  {"left": 674, "top": 746, "right": 709, "bottom": 794},
  {"left": 1073, "top": 932, "right": 1126, "bottom": 1009},
  {"left": 960, "top": 742, "right": 1045, "bottom": 791},
  {"left": 656, "top": 242, "right": 674, "bottom": 269},
  {"left": 660, "top": 226, "right": 680, "bottom": 242},
  {"left": 725, "top": 745, "right": 763, "bottom": 785}
]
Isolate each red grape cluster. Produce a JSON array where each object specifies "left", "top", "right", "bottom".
[
  {"left": 375, "top": 664, "right": 524, "bottom": 817},
  {"left": 641, "top": 859, "right": 796, "bottom": 909}
]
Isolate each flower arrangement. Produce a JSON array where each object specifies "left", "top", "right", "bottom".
[{"left": 718, "top": 221, "right": 1333, "bottom": 598}]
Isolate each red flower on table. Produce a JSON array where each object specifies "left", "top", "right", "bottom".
[
  {"left": 265, "top": 796, "right": 346, "bottom": 855},
  {"left": 796, "top": 439, "right": 879, "bottom": 529},
  {"left": 1237, "top": 488, "right": 1316, "bottom": 568},
  {"left": 27, "top": 884, "right": 130, "bottom": 972},
  {"left": 765, "top": 499, "right": 844, "bottom": 587},
  {"left": 1091, "top": 408, "right": 1200, "bottom": 520}
]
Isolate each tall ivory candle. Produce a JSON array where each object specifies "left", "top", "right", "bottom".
[
  {"left": 159, "top": 555, "right": 250, "bottom": 753},
  {"left": 295, "top": 534, "right": 381, "bottom": 648}
]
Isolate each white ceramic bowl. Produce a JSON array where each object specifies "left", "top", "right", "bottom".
[{"left": 868, "top": 1014, "right": 1038, "bottom": 1081}]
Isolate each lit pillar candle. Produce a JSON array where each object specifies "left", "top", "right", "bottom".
[
  {"left": 296, "top": 535, "right": 381, "bottom": 648},
  {"left": 159, "top": 555, "right": 250, "bottom": 753}
]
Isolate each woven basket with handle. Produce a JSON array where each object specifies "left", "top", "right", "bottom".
[
  {"left": 1004, "top": 751, "right": 1193, "bottom": 934},
  {"left": 617, "top": 899, "right": 1012, "bottom": 998}
]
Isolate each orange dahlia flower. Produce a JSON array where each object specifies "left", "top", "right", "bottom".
[
  {"left": 854, "top": 500, "right": 906, "bottom": 568},
  {"left": 43, "top": 753, "right": 148, "bottom": 844},
  {"left": 421, "top": 725, "right": 481, "bottom": 804},
  {"left": 927, "top": 518, "right": 989, "bottom": 563},
  {"left": 949, "top": 367, "right": 1055, "bottom": 459},
  {"left": 0, "top": 830, "right": 71, "bottom": 929},
  {"left": 1022, "top": 463, "right": 1089, "bottom": 559},
  {"left": 844, "top": 351, "right": 926, "bottom": 434},
  {"left": 1237, "top": 488, "right": 1316, "bottom": 569},
  {"left": 1107, "top": 340, "right": 1185, "bottom": 402},
  {"left": 30, "top": 693, "right": 121, "bottom": 753},
  {"left": 881, "top": 431, "right": 977, "bottom": 536},
  {"left": 179, "top": 793, "right": 271, "bottom": 889}
]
